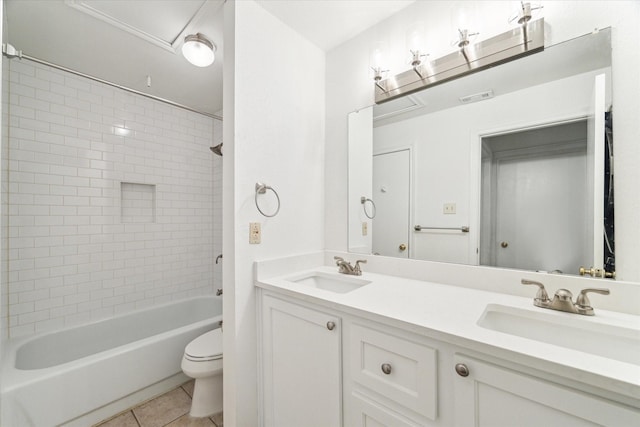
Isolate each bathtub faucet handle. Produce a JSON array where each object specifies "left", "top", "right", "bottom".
[{"left": 216, "top": 289, "right": 223, "bottom": 296}]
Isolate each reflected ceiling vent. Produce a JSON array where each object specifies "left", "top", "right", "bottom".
[
  {"left": 373, "top": 94, "right": 423, "bottom": 121},
  {"left": 459, "top": 90, "right": 494, "bottom": 104}
]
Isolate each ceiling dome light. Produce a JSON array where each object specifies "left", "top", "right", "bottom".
[{"left": 182, "top": 33, "right": 216, "bottom": 67}]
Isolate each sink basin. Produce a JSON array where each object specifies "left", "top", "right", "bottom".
[
  {"left": 287, "top": 272, "right": 371, "bottom": 294},
  {"left": 477, "top": 304, "right": 640, "bottom": 365}
]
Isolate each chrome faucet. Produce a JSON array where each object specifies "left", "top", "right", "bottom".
[
  {"left": 521, "top": 279, "right": 609, "bottom": 316},
  {"left": 334, "top": 256, "right": 366, "bottom": 276}
]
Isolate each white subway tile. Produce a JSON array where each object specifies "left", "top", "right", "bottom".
[{"left": 8, "top": 61, "right": 216, "bottom": 337}]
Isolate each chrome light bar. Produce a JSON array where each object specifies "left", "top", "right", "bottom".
[{"left": 375, "top": 18, "right": 545, "bottom": 104}]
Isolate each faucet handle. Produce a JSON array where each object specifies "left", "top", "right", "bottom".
[
  {"left": 354, "top": 259, "right": 367, "bottom": 275},
  {"left": 576, "top": 288, "right": 610, "bottom": 308},
  {"left": 521, "top": 279, "right": 550, "bottom": 302},
  {"left": 333, "top": 256, "right": 344, "bottom": 265}
]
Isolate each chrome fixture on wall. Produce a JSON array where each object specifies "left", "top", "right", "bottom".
[
  {"left": 210, "top": 143, "right": 223, "bottom": 156},
  {"left": 509, "top": 1, "right": 543, "bottom": 25},
  {"left": 255, "top": 182, "right": 281, "bottom": 218},
  {"left": 360, "top": 196, "right": 376, "bottom": 219},
  {"left": 374, "top": 3, "right": 545, "bottom": 104}
]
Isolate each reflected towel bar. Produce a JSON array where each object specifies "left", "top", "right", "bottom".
[{"left": 414, "top": 225, "right": 470, "bottom": 232}]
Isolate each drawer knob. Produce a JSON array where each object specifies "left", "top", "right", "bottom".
[
  {"left": 381, "top": 363, "right": 392, "bottom": 375},
  {"left": 455, "top": 363, "right": 469, "bottom": 377},
  {"left": 326, "top": 321, "right": 336, "bottom": 331}
]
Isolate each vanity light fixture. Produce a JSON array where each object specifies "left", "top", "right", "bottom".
[
  {"left": 406, "top": 24, "right": 428, "bottom": 78},
  {"left": 370, "top": 41, "right": 390, "bottom": 92},
  {"left": 455, "top": 28, "right": 480, "bottom": 49},
  {"left": 374, "top": 12, "right": 544, "bottom": 104},
  {"left": 182, "top": 33, "right": 216, "bottom": 67},
  {"left": 509, "top": 2, "right": 543, "bottom": 48},
  {"left": 509, "top": 1, "right": 543, "bottom": 25}
]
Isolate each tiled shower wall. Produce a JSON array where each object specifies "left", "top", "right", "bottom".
[{"left": 5, "top": 59, "right": 217, "bottom": 337}]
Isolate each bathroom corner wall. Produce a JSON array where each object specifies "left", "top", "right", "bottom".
[
  {"left": 5, "top": 60, "right": 216, "bottom": 337},
  {"left": 223, "top": 1, "right": 326, "bottom": 425}
]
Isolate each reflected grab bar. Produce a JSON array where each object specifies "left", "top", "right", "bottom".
[{"left": 414, "top": 225, "right": 469, "bottom": 232}]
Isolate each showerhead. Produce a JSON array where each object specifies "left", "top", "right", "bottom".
[{"left": 210, "top": 143, "right": 223, "bottom": 156}]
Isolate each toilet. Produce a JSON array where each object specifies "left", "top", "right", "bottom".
[{"left": 181, "top": 328, "right": 223, "bottom": 417}]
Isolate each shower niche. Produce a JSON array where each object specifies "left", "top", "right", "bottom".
[{"left": 121, "top": 182, "right": 157, "bottom": 223}]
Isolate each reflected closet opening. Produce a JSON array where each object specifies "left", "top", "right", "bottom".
[{"left": 480, "top": 121, "right": 590, "bottom": 273}]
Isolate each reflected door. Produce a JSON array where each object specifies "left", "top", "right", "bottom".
[
  {"left": 494, "top": 151, "right": 588, "bottom": 272},
  {"left": 373, "top": 150, "right": 410, "bottom": 258}
]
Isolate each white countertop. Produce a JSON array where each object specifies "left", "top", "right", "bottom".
[{"left": 256, "top": 264, "right": 640, "bottom": 401}]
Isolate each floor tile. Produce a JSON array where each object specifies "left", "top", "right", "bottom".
[
  {"left": 181, "top": 380, "right": 195, "bottom": 398},
  {"left": 133, "top": 387, "right": 192, "bottom": 427},
  {"left": 165, "top": 413, "right": 216, "bottom": 426},
  {"left": 94, "top": 410, "right": 140, "bottom": 427},
  {"left": 210, "top": 412, "right": 223, "bottom": 427}
]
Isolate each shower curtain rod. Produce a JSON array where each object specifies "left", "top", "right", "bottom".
[{"left": 3, "top": 48, "right": 223, "bottom": 121}]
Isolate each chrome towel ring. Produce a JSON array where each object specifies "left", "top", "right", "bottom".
[
  {"left": 255, "top": 182, "right": 281, "bottom": 217},
  {"left": 361, "top": 196, "right": 376, "bottom": 219}
]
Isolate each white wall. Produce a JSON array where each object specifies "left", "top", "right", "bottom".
[
  {"left": 326, "top": 1, "right": 640, "bottom": 282},
  {"left": 223, "top": 1, "right": 326, "bottom": 425},
  {"left": 5, "top": 60, "right": 216, "bottom": 337}
]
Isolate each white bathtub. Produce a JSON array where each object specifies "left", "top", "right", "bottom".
[{"left": 1, "top": 296, "right": 222, "bottom": 427}]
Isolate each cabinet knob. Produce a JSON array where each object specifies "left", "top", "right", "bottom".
[
  {"left": 326, "top": 321, "right": 336, "bottom": 331},
  {"left": 455, "top": 363, "right": 469, "bottom": 377},
  {"left": 381, "top": 363, "right": 392, "bottom": 375}
]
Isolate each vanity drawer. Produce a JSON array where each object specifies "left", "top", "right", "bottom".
[
  {"left": 348, "top": 391, "right": 423, "bottom": 427},
  {"left": 348, "top": 323, "right": 437, "bottom": 420}
]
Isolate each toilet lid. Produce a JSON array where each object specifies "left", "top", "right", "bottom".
[{"left": 185, "top": 328, "right": 223, "bottom": 361}]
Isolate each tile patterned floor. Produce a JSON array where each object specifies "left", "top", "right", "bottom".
[{"left": 94, "top": 380, "right": 223, "bottom": 427}]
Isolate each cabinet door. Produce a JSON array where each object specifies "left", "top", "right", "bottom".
[
  {"left": 453, "top": 355, "right": 640, "bottom": 427},
  {"left": 261, "top": 294, "right": 342, "bottom": 427}
]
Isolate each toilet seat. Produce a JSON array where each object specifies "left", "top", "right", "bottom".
[{"left": 184, "top": 328, "right": 223, "bottom": 362}]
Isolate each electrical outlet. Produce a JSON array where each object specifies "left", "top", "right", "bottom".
[
  {"left": 249, "top": 222, "right": 261, "bottom": 244},
  {"left": 362, "top": 222, "right": 368, "bottom": 236},
  {"left": 444, "top": 203, "right": 456, "bottom": 214}
]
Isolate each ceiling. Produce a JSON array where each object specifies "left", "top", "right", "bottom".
[
  {"left": 4, "top": 0, "right": 414, "bottom": 117},
  {"left": 257, "top": 0, "right": 415, "bottom": 51}
]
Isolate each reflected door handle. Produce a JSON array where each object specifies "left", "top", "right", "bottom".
[
  {"left": 399, "top": 243, "right": 407, "bottom": 251},
  {"left": 500, "top": 241, "right": 509, "bottom": 248}
]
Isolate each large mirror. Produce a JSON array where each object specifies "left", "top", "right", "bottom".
[{"left": 348, "top": 28, "right": 613, "bottom": 278}]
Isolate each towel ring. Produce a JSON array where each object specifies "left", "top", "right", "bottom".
[
  {"left": 361, "top": 196, "right": 376, "bottom": 219},
  {"left": 255, "top": 182, "right": 280, "bottom": 217}
]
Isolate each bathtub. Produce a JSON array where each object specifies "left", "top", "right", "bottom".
[{"left": 1, "top": 296, "right": 222, "bottom": 427}]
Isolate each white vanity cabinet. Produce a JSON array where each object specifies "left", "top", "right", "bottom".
[
  {"left": 259, "top": 293, "right": 342, "bottom": 427},
  {"left": 344, "top": 322, "right": 438, "bottom": 427},
  {"left": 257, "top": 284, "right": 639, "bottom": 427},
  {"left": 452, "top": 355, "right": 640, "bottom": 427}
]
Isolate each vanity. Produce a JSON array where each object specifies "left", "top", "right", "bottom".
[{"left": 255, "top": 252, "right": 640, "bottom": 427}]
